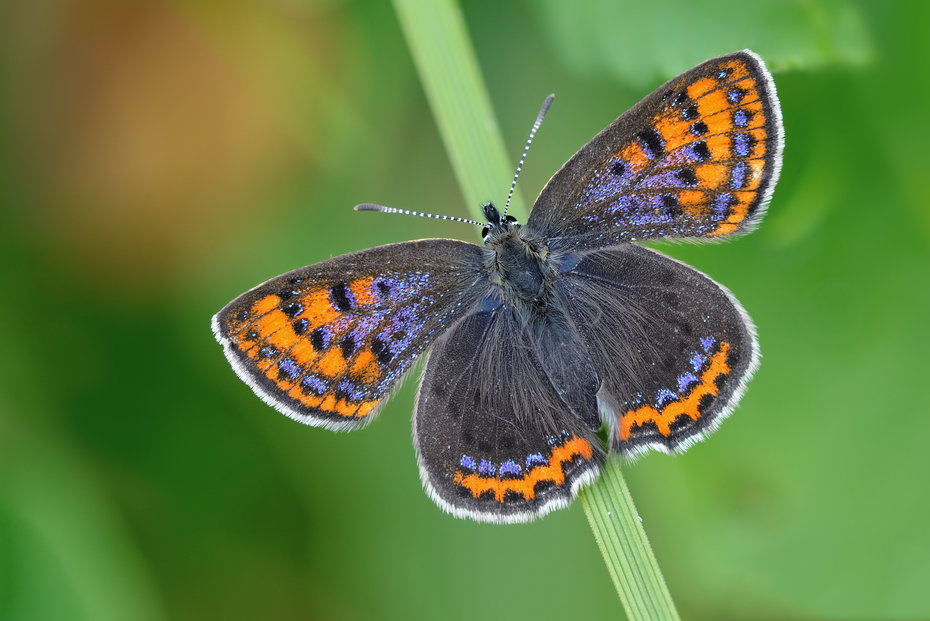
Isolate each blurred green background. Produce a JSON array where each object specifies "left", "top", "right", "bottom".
[{"left": 1, "top": 1, "right": 928, "bottom": 619}]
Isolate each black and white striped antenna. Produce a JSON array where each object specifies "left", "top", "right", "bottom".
[
  {"left": 354, "top": 93, "right": 555, "bottom": 227},
  {"left": 503, "top": 94, "right": 554, "bottom": 218},
  {"left": 353, "top": 203, "right": 483, "bottom": 226}
]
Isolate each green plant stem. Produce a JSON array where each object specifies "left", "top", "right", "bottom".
[
  {"left": 393, "top": 0, "right": 526, "bottom": 221},
  {"left": 392, "top": 0, "right": 680, "bottom": 619},
  {"left": 580, "top": 461, "right": 680, "bottom": 619}
]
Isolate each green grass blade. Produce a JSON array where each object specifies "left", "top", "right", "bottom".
[
  {"left": 580, "top": 460, "right": 681, "bottom": 619},
  {"left": 392, "top": 0, "right": 526, "bottom": 221},
  {"left": 392, "top": 1, "right": 680, "bottom": 618}
]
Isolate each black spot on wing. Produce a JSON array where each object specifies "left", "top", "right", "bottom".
[
  {"left": 727, "top": 87, "right": 746, "bottom": 104},
  {"left": 637, "top": 128, "right": 664, "bottom": 158},
  {"left": 340, "top": 334, "right": 356, "bottom": 358},
  {"left": 692, "top": 141, "right": 711, "bottom": 161},
  {"left": 310, "top": 328, "right": 326, "bottom": 351},
  {"left": 662, "top": 195, "right": 683, "bottom": 217},
  {"left": 283, "top": 302, "right": 303, "bottom": 318},
  {"left": 329, "top": 283, "right": 353, "bottom": 311},
  {"left": 669, "top": 415, "right": 693, "bottom": 433},
  {"left": 676, "top": 168, "right": 698, "bottom": 186},
  {"left": 533, "top": 479, "right": 554, "bottom": 495},
  {"left": 371, "top": 338, "right": 392, "bottom": 364}
]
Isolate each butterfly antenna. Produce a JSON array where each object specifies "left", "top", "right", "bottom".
[
  {"left": 503, "top": 94, "right": 555, "bottom": 218},
  {"left": 354, "top": 203, "right": 483, "bottom": 226}
]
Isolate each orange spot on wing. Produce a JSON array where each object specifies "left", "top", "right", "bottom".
[
  {"left": 721, "top": 59, "right": 750, "bottom": 81},
  {"left": 252, "top": 295, "right": 281, "bottom": 315},
  {"left": 747, "top": 128, "right": 768, "bottom": 159},
  {"left": 234, "top": 330, "right": 260, "bottom": 353},
  {"left": 349, "top": 278, "right": 375, "bottom": 306},
  {"left": 355, "top": 401, "right": 378, "bottom": 417},
  {"left": 452, "top": 436, "right": 594, "bottom": 503},
  {"left": 703, "top": 133, "right": 732, "bottom": 160},
  {"left": 709, "top": 222, "right": 740, "bottom": 236},
  {"left": 240, "top": 315, "right": 380, "bottom": 419},
  {"left": 730, "top": 77, "right": 758, "bottom": 96},
  {"left": 265, "top": 324, "right": 299, "bottom": 352},
  {"left": 620, "top": 342, "right": 731, "bottom": 440},
  {"left": 270, "top": 371, "right": 302, "bottom": 393},
  {"left": 618, "top": 141, "right": 649, "bottom": 172},
  {"left": 298, "top": 289, "right": 338, "bottom": 328},
  {"left": 315, "top": 348, "right": 347, "bottom": 379},
  {"left": 333, "top": 398, "right": 359, "bottom": 417},
  {"left": 698, "top": 91, "right": 733, "bottom": 130},
  {"left": 284, "top": 384, "right": 378, "bottom": 419},
  {"left": 655, "top": 115, "right": 692, "bottom": 152},
  {"left": 319, "top": 394, "right": 338, "bottom": 412},
  {"left": 350, "top": 350, "right": 381, "bottom": 383},
  {"left": 320, "top": 394, "right": 377, "bottom": 418},
  {"left": 677, "top": 190, "right": 707, "bottom": 215},
  {"left": 255, "top": 310, "right": 288, "bottom": 338},
  {"left": 709, "top": 190, "right": 759, "bottom": 236},
  {"left": 289, "top": 339, "right": 317, "bottom": 366},
  {"left": 740, "top": 100, "right": 765, "bottom": 119},
  {"left": 732, "top": 190, "right": 759, "bottom": 203},
  {"left": 288, "top": 385, "right": 324, "bottom": 409},
  {"left": 687, "top": 77, "right": 716, "bottom": 99},
  {"left": 693, "top": 100, "right": 766, "bottom": 137},
  {"left": 695, "top": 163, "right": 728, "bottom": 188},
  {"left": 248, "top": 312, "right": 301, "bottom": 370},
  {"left": 677, "top": 190, "right": 704, "bottom": 205}
]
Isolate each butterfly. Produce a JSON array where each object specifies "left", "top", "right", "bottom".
[{"left": 212, "top": 50, "right": 783, "bottom": 523}]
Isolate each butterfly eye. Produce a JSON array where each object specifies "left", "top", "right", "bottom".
[
  {"left": 504, "top": 215, "right": 518, "bottom": 225},
  {"left": 481, "top": 226, "right": 491, "bottom": 239}
]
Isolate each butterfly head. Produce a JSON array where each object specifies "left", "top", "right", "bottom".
[{"left": 481, "top": 202, "right": 520, "bottom": 243}]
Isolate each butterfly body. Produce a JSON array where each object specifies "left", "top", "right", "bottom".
[
  {"left": 483, "top": 223, "right": 556, "bottom": 313},
  {"left": 213, "top": 50, "right": 783, "bottom": 523}
]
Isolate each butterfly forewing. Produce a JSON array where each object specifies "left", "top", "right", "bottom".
[
  {"left": 527, "top": 50, "right": 783, "bottom": 250},
  {"left": 560, "top": 245, "right": 758, "bottom": 456},
  {"left": 213, "top": 239, "right": 488, "bottom": 431}
]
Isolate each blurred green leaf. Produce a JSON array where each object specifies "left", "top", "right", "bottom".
[
  {"left": 535, "top": 0, "right": 872, "bottom": 87},
  {"left": 0, "top": 429, "right": 166, "bottom": 621}
]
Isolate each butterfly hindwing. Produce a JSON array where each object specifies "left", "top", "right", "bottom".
[
  {"left": 527, "top": 50, "right": 783, "bottom": 250},
  {"left": 415, "top": 304, "right": 605, "bottom": 523},
  {"left": 559, "top": 245, "right": 758, "bottom": 456},
  {"left": 213, "top": 239, "right": 488, "bottom": 431}
]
